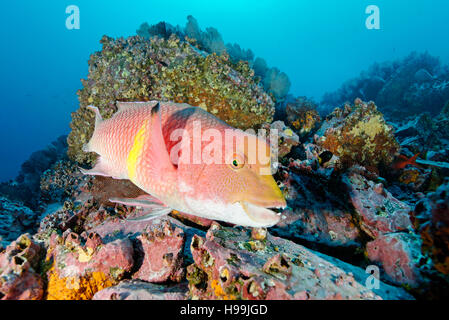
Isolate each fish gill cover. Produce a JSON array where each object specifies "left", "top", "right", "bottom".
[{"left": 0, "top": 10, "right": 449, "bottom": 302}]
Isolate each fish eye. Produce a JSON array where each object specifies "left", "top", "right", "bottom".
[{"left": 229, "top": 153, "right": 245, "bottom": 170}]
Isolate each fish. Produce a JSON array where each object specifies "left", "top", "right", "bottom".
[
  {"left": 81, "top": 101, "right": 286, "bottom": 227},
  {"left": 318, "top": 150, "right": 333, "bottom": 166},
  {"left": 392, "top": 153, "right": 421, "bottom": 170}
]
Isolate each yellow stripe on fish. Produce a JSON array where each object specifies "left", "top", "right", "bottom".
[{"left": 127, "top": 119, "right": 149, "bottom": 182}]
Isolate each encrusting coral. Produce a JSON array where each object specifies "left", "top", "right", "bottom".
[
  {"left": 315, "top": 98, "right": 400, "bottom": 168},
  {"left": 285, "top": 96, "right": 321, "bottom": 138},
  {"left": 68, "top": 34, "right": 275, "bottom": 164},
  {"left": 45, "top": 231, "right": 134, "bottom": 300}
]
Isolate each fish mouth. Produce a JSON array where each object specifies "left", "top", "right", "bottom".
[{"left": 240, "top": 201, "right": 286, "bottom": 227}]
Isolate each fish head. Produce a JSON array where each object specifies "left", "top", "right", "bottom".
[{"left": 191, "top": 129, "right": 286, "bottom": 227}]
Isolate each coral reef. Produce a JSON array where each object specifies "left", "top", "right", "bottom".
[
  {"left": 342, "top": 168, "right": 413, "bottom": 239},
  {"left": 40, "top": 160, "right": 84, "bottom": 204},
  {"left": 3, "top": 15, "right": 449, "bottom": 301},
  {"left": 412, "top": 181, "right": 449, "bottom": 276},
  {"left": 45, "top": 230, "right": 134, "bottom": 300},
  {"left": 132, "top": 221, "right": 185, "bottom": 283},
  {"left": 261, "top": 121, "right": 299, "bottom": 158},
  {"left": 0, "top": 135, "right": 67, "bottom": 209},
  {"left": 262, "top": 67, "right": 291, "bottom": 101},
  {"left": 137, "top": 16, "right": 290, "bottom": 101},
  {"left": 272, "top": 153, "right": 360, "bottom": 249},
  {"left": 0, "top": 197, "right": 36, "bottom": 247},
  {"left": 93, "top": 280, "right": 188, "bottom": 300},
  {"left": 0, "top": 133, "right": 446, "bottom": 300},
  {"left": 366, "top": 232, "right": 423, "bottom": 287},
  {"left": 395, "top": 113, "right": 446, "bottom": 155},
  {"left": 0, "top": 234, "right": 44, "bottom": 300},
  {"left": 322, "top": 52, "right": 449, "bottom": 119},
  {"left": 186, "top": 222, "right": 412, "bottom": 300},
  {"left": 315, "top": 99, "right": 400, "bottom": 169},
  {"left": 285, "top": 96, "right": 321, "bottom": 138}
]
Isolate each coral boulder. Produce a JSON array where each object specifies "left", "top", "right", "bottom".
[{"left": 315, "top": 99, "right": 399, "bottom": 168}]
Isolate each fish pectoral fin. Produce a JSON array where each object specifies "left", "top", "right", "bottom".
[
  {"left": 141, "top": 102, "right": 177, "bottom": 182},
  {"left": 109, "top": 194, "right": 165, "bottom": 207},
  {"left": 126, "top": 207, "right": 173, "bottom": 222}
]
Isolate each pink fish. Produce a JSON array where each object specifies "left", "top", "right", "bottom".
[{"left": 81, "top": 101, "right": 286, "bottom": 227}]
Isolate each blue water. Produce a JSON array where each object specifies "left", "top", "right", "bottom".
[{"left": 0, "top": 0, "right": 448, "bottom": 181}]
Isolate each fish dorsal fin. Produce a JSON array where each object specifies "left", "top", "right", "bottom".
[{"left": 116, "top": 101, "right": 158, "bottom": 113}]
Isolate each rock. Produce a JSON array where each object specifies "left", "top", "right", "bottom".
[
  {"left": 414, "top": 68, "right": 434, "bottom": 82},
  {"left": 366, "top": 232, "right": 423, "bottom": 287},
  {"left": 321, "top": 52, "right": 449, "bottom": 120},
  {"left": 133, "top": 220, "right": 185, "bottom": 283},
  {"left": 45, "top": 231, "right": 134, "bottom": 300},
  {"left": 285, "top": 96, "right": 321, "bottom": 138},
  {"left": 375, "top": 52, "right": 444, "bottom": 117},
  {"left": 261, "top": 121, "right": 300, "bottom": 158},
  {"left": 93, "top": 280, "right": 188, "bottom": 300},
  {"left": 87, "top": 215, "right": 204, "bottom": 264},
  {"left": 398, "top": 167, "right": 432, "bottom": 191},
  {"left": 0, "top": 135, "right": 68, "bottom": 210},
  {"left": 40, "top": 160, "right": 84, "bottom": 204},
  {"left": 403, "top": 81, "right": 449, "bottom": 117},
  {"left": 315, "top": 99, "right": 399, "bottom": 169},
  {"left": 263, "top": 68, "right": 291, "bottom": 101},
  {"left": 272, "top": 161, "right": 360, "bottom": 248},
  {"left": 343, "top": 168, "right": 413, "bottom": 238},
  {"left": 170, "top": 210, "right": 214, "bottom": 228},
  {"left": 395, "top": 113, "right": 442, "bottom": 154},
  {"left": 37, "top": 200, "right": 80, "bottom": 237},
  {"left": 361, "top": 76, "right": 386, "bottom": 101},
  {"left": 186, "top": 223, "right": 413, "bottom": 300},
  {"left": 0, "top": 197, "right": 36, "bottom": 247},
  {"left": 0, "top": 234, "right": 44, "bottom": 300},
  {"left": 412, "top": 181, "right": 449, "bottom": 275}
]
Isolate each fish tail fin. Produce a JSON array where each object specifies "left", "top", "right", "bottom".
[
  {"left": 82, "top": 105, "right": 103, "bottom": 153},
  {"left": 87, "top": 105, "right": 103, "bottom": 130},
  {"left": 410, "top": 153, "right": 420, "bottom": 164}
]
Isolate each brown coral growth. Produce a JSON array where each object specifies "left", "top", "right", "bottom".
[{"left": 316, "top": 99, "right": 399, "bottom": 168}]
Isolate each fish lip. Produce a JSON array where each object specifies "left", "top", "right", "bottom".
[
  {"left": 243, "top": 198, "right": 287, "bottom": 210},
  {"left": 240, "top": 201, "right": 283, "bottom": 227}
]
